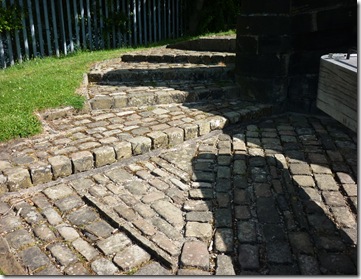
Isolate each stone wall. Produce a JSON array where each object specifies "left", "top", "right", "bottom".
[{"left": 235, "top": 0, "right": 357, "bottom": 113}]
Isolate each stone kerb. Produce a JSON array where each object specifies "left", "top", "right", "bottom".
[{"left": 0, "top": 105, "right": 273, "bottom": 192}]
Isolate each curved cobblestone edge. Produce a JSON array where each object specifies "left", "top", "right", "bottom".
[{"left": 0, "top": 103, "right": 272, "bottom": 192}]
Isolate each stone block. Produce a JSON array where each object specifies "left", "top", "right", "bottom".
[
  {"left": 113, "top": 141, "right": 132, "bottom": 160},
  {"left": 48, "top": 243, "right": 78, "bottom": 267},
  {"left": 238, "top": 244, "right": 259, "bottom": 269},
  {"left": 113, "top": 245, "right": 151, "bottom": 271},
  {"left": 185, "top": 222, "right": 212, "bottom": 240},
  {"left": 91, "top": 258, "right": 118, "bottom": 275},
  {"left": 164, "top": 127, "right": 184, "bottom": 147},
  {"left": 72, "top": 238, "right": 99, "bottom": 261},
  {"left": 90, "top": 95, "right": 113, "bottom": 110},
  {"left": 215, "top": 228, "right": 234, "bottom": 252},
  {"left": 181, "top": 123, "right": 199, "bottom": 140},
  {"left": 195, "top": 120, "right": 210, "bottom": 136},
  {"left": 4, "top": 167, "right": 32, "bottom": 191},
  {"left": 180, "top": 241, "right": 209, "bottom": 270},
  {"left": 20, "top": 246, "right": 51, "bottom": 272},
  {"left": 43, "top": 183, "right": 74, "bottom": 200},
  {"left": 71, "top": 151, "right": 94, "bottom": 173},
  {"left": 30, "top": 162, "right": 53, "bottom": 185},
  {"left": 128, "top": 136, "right": 152, "bottom": 155},
  {"left": 96, "top": 233, "right": 132, "bottom": 255},
  {"left": 151, "top": 232, "right": 180, "bottom": 257},
  {"left": 209, "top": 116, "right": 228, "bottom": 130},
  {"left": 48, "top": 155, "right": 72, "bottom": 179},
  {"left": 147, "top": 131, "right": 168, "bottom": 149},
  {"left": 216, "top": 255, "right": 236, "bottom": 275},
  {"left": 93, "top": 146, "right": 116, "bottom": 167}
]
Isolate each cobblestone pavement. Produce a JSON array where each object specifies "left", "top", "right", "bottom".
[
  {"left": 0, "top": 113, "right": 357, "bottom": 275},
  {"left": 0, "top": 42, "right": 357, "bottom": 275}
]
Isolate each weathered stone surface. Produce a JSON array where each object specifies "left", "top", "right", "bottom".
[
  {"left": 30, "top": 162, "right": 53, "bottom": 185},
  {"left": 215, "top": 228, "right": 234, "bottom": 252},
  {"left": 96, "top": 233, "right": 132, "bottom": 255},
  {"left": 151, "top": 200, "right": 184, "bottom": 230},
  {"left": 91, "top": 258, "right": 118, "bottom": 275},
  {"left": 72, "top": 238, "right": 99, "bottom": 261},
  {"left": 180, "top": 241, "right": 209, "bottom": 270},
  {"left": 147, "top": 131, "right": 168, "bottom": 149},
  {"left": 4, "top": 167, "right": 32, "bottom": 191},
  {"left": 43, "top": 183, "right": 74, "bottom": 200},
  {"left": 48, "top": 243, "right": 78, "bottom": 266},
  {"left": 113, "top": 245, "right": 151, "bottom": 271},
  {"left": 20, "top": 246, "right": 51, "bottom": 272},
  {"left": 93, "top": 146, "right": 116, "bottom": 167},
  {"left": 216, "top": 255, "right": 236, "bottom": 275},
  {"left": 238, "top": 244, "right": 259, "bottom": 270},
  {"left": 128, "top": 136, "right": 152, "bottom": 155},
  {"left": 185, "top": 222, "right": 213, "bottom": 240},
  {"left": 113, "top": 141, "right": 132, "bottom": 160},
  {"left": 5, "top": 229, "right": 35, "bottom": 250},
  {"left": 71, "top": 151, "right": 94, "bottom": 173},
  {"left": 134, "top": 262, "right": 172, "bottom": 275}
]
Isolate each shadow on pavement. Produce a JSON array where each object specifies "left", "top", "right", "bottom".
[{"left": 190, "top": 114, "right": 357, "bottom": 275}]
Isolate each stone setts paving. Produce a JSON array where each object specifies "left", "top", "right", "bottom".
[{"left": 0, "top": 41, "right": 357, "bottom": 275}]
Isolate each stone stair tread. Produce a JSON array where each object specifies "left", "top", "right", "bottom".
[
  {"left": 87, "top": 80, "right": 241, "bottom": 109},
  {"left": 0, "top": 101, "right": 272, "bottom": 190},
  {"left": 121, "top": 46, "right": 235, "bottom": 60}
]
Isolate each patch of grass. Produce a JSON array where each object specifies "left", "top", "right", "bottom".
[{"left": 0, "top": 48, "right": 136, "bottom": 142}]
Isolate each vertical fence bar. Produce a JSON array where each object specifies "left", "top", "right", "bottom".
[
  {"left": 3, "top": 0, "right": 15, "bottom": 66},
  {"left": 110, "top": 0, "right": 116, "bottom": 48},
  {"left": 66, "top": 0, "right": 74, "bottom": 52},
  {"left": 27, "top": 0, "right": 37, "bottom": 57},
  {"left": 142, "top": 0, "right": 147, "bottom": 45},
  {"left": 10, "top": 0, "right": 22, "bottom": 63},
  {"left": 167, "top": 0, "right": 170, "bottom": 38},
  {"left": 104, "top": 0, "right": 111, "bottom": 49},
  {"left": 148, "top": 0, "right": 152, "bottom": 43},
  {"left": 73, "top": 0, "right": 80, "bottom": 47},
  {"left": 42, "top": 0, "right": 52, "bottom": 56},
  {"left": 80, "top": 0, "right": 86, "bottom": 49},
  {"left": 34, "top": 0, "right": 44, "bottom": 57},
  {"left": 117, "top": 0, "right": 122, "bottom": 46},
  {"left": 99, "top": 0, "right": 104, "bottom": 49},
  {"left": 58, "top": 0, "right": 67, "bottom": 55},
  {"left": 137, "top": 0, "right": 142, "bottom": 45},
  {"left": 163, "top": 0, "right": 167, "bottom": 39},
  {"left": 132, "top": 0, "right": 137, "bottom": 46},
  {"left": 93, "top": 0, "right": 99, "bottom": 49},
  {"left": 0, "top": 34, "right": 5, "bottom": 68},
  {"left": 86, "top": 0, "right": 92, "bottom": 50},
  {"left": 158, "top": 0, "right": 161, "bottom": 40},
  {"left": 50, "top": 0, "right": 59, "bottom": 56},
  {"left": 19, "top": 0, "right": 29, "bottom": 59},
  {"left": 172, "top": 0, "right": 175, "bottom": 38},
  {"left": 122, "top": 0, "right": 128, "bottom": 46},
  {"left": 153, "top": 0, "right": 156, "bottom": 42}
]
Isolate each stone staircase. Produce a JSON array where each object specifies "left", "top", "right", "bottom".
[{"left": 0, "top": 38, "right": 273, "bottom": 191}]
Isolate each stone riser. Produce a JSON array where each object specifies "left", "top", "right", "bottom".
[
  {"left": 88, "top": 67, "right": 234, "bottom": 83},
  {"left": 2, "top": 104, "right": 272, "bottom": 190},
  {"left": 121, "top": 54, "right": 235, "bottom": 64},
  {"left": 89, "top": 86, "right": 241, "bottom": 110}
]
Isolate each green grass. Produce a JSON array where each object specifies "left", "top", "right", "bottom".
[
  {"left": 0, "top": 47, "right": 137, "bottom": 142},
  {"left": 0, "top": 31, "right": 236, "bottom": 142}
]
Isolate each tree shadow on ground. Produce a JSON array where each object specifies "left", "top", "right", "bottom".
[{"left": 190, "top": 113, "right": 357, "bottom": 275}]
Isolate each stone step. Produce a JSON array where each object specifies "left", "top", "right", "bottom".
[
  {"left": 87, "top": 81, "right": 241, "bottom": 110},
  {"left": 88, "top": 60, "right": 234, "bottom": 83},
  {"left": 121, "top": 47, "right": 235, "bottom": 64},
  {"left": 166, "top": 36, "right": 236, "bottom": 52},
  {"left": 1, "top": 101, "right": 272, "bottom": 191}
]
